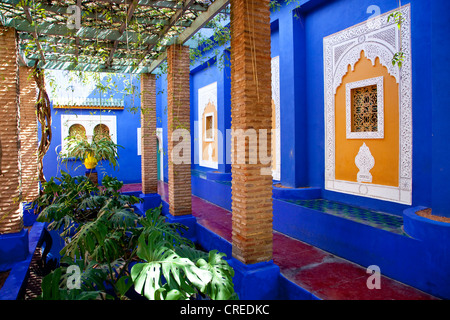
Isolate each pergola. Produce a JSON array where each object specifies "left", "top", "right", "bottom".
[
  {"left": 0, "top": 0, "right": 230, "bottom": 73},
  {"left": 0, "top": 0, "right": 275, "bottom": 283}
]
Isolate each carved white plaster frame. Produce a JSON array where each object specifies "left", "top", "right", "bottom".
[
  {"left": 346, "top": 76, "right": 384, "bottom": 139},
  {"left": 323, "top": 5, "right": 412, "bottom": 205},
  {"left": 198, "top": 82, "right": 218, "bottom": 169},
  {"left": 272, "top": 56, "right": 281, "bottom": 181},
  {"left": 61, "top": 114, "right": 117, "bottom": 152}
]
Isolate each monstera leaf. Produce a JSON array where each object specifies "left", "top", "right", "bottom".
[
  {"left": 175, "top": 245, "right": 236, "bottom": 300},
  {"left": 197, "top": 250, "right": 236, "bottom": 300},
  {"left": 36, "top": 267, "right": 107, "bottom": 300},
  {"left": 130, "top": 231, "right": 212, "bottom": 300},
  {"left": 61, "top": 217, "right": 109, "bottom": 259},
  {"left": 139, "top": 208, "right": 193, "bottom": 248}
]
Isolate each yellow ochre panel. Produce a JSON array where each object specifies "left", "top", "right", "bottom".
[{"left": 335, "top": 51, "right": 399, "bottom": 187}]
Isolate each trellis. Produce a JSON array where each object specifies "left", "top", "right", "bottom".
[
  {"left": 0, "top": 0, "right": 230, "bottom": 74},
  {"left": 0, "top": 0, "right": 229, "bottom": 182}
]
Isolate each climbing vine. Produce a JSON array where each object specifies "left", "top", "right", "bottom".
[
  {"left": 388, "top": 0, "right": 405, "bottom": 68},
  {"left": 32, "top": 64, "right": 52, "bottom": 183}
]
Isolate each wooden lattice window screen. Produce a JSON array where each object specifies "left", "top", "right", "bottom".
[
  {"left": 68, "top": 124, "right": 87, "bottom": 141},
  {"left": 351, "top": 84, "right": 378, "bottom": 133},
  {"left": 93, "top": 124, "right": 111, "bottom": 141}
]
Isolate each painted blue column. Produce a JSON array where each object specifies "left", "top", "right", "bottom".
[
  {"left": 431, "top": 0, "right": 450, "bottom": 218},
  {"left": 228, "top": 258, "right": 280, "bottom": 300},
  {"left": 219, "top": 49, "right": 232, "bottom": 174},
  {"left": 279, "top": 7, "right": 308, "bottom": 188}
]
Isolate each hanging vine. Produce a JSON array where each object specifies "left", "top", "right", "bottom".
[
  {"left": 32, "top": 63, "right": 52, "bottom": 184},
  {"left": 388, "top": 0, "right": 405, "bottom": 68}
]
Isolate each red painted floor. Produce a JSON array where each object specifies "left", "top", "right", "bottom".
[{"left": 122, "top": 182, "right": 438, "bottom": 300}]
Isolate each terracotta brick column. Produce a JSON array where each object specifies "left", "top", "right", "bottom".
[
  {"left": 167, "top": 44, "right": 191, "bottom": 216},
  {"left": 230, "top": 0, "right": 273, "bottom": 264},
  {"left": 19, "top": 66, "right": 39, "bottom": 203},
  {"left": 0, "top": 27, "right": 22, "bottom": 234},
  {"left": 140, "top": 73, "right": 158, "bottom": 194}
]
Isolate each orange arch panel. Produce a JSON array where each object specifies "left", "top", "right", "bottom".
[{"left": 335, "top": 51, "right": 399, "bottom": 187}]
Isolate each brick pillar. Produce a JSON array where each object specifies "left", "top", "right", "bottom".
[
  {"left": 141, "top": 73, "right": 158, "bottom": 194},
  {"left": 167, "top": 44, "right": 191, "bottom": 216},
  {"left": 0, "top": 27, "right": 22, "bottom": 234},
  {"left": 19, "top": 66, "right": 39, "bottom": 203},
  {"left": 230, "top": 0, "right": 273, "bottom": 264}
]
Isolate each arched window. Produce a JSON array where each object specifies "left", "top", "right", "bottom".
[
  {"left": 93, "top": 124, "right": 111, "bottom": 141},
  {"left": 68, "top": 124, "right": 87, "bottom": 141}
]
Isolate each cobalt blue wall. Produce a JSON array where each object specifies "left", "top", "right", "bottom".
[
  {"left": 275, "top": 0, "right": 435, "bottom": 216},
  {"left": 153, "top": 0, "right": 441, "bottom": 218},
  {"left": 431, "top": 0, "right": 450, "bottom": 218},
  {"left": 190, "top": 50, "right": 232, "bottom": 174},
  {"left": 42, "top": 74, "right": 142, "bottom": 185}
]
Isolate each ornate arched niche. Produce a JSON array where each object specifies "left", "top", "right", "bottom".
[
  {"left": 323, "top": 4, "right": 412, "bottom": 204},
  {"left": 198, "top": 82, "right": 218, "bottom": 169}
]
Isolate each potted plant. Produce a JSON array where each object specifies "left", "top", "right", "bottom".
[{"left": 60, "top": 134, "right": 122, "bottom": 184}]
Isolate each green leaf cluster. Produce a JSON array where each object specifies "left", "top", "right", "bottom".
[
  {"left": 60, "top": 135, "right": 123, "bottom": 170},
  {"left": 34, "top": 172, "right": 237, "bottom": 301}
]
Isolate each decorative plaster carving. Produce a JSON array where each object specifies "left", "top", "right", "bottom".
[
  {"left": 323, "top": 5, "right": 412, "bottom": 204},
  {"left": 346, "top": 76, "right": 384, "bottom": 139},
  {"left": 355, "top": 143, "right": 375, "bottom": 183}
]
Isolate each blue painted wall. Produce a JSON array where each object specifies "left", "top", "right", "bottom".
[
  {"left": 431, "top": 0, "right": 450, "bottom": 218},
  {"left": 153, "top": 0, "right": 444, "bottom": 217},
  {"left": 190, "top": 50, "right": 232, "bottom": 174},
  {"left": 269, "top": 0, "right": 437, "bottom": 216},
  {"left": 43, "top": 73, "right": 142, "bottom": 185},
  {"left": 39, "top": 0, "right": 447, "bottom": 218}
]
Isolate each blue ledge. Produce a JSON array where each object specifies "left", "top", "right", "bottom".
[
  {"left": 163, "top": 209, "right": 197, "bottom": 243},
  {"left": 0, "top": 222, "right": 46, "bottom": 300},
  {"left": 272, "top": 198, "right": 450, "bottom": 300},
  {"left": 136, "top": 193, "right": 162, "bottom": 215},
  {"left": 165, "top": 204, "right": 318, "bottom": 300},
  {"left": 0, "top": 229, "right": 29, "bottom": 266}
]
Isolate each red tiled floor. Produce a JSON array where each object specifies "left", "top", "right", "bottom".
[{"left": 125, "top": 182, "right": 439, "bottom": 300}]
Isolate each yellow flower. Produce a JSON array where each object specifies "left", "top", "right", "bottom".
[{"left": 84, "top": 153, "right": 98, "bottom": 169}]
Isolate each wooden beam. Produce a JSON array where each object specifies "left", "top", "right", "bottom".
[
  {"left": 137, "top": 0, "right": 196, "bottom": 67},
  {"left": 41, "top": 59, "right": 151, "bottom": 73},
  {"left": 105, "top": 0, "right": 139, "bottom": 68},
  {"left": 92, "top": 0, "right": 208, "bottom": 11},
  {"left": 146, "top": 0, "right": 230, "bottom": 73},
  {"left": 22, "top": 4, "right": 46, "bottom": 63},
  {"left": 175, "top": 0, "right": 229, "bottom": 44},
  {"left": 3, "top": 17, "right": 158, "bottom": 45},
  {"left": 25, "top": 47, "right": 153, "bottom": 61},
  {"left": 19, "top": 34, "right": 150, "bottom": 51}
]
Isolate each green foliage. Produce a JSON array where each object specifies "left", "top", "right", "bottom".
[
  {"left": 391, "top": 51, "right": 405, "bottom": 68},
  {"left": 32, "top": 172, "right": 140, "bottom": 236},
  {"left": 388, "top": 11, "right": 405, "bottom": 29},
  {"left": 35, "top": 267, "right": 108, "bottom": 300},
  {"left": 35, "top": 172, "right": 237, "bottom": 301},
  {"left": 60, "top": 135, "right": 123, "bottom": 170},
  {"left": 388, "top": 9, "right": 405, "bottom": 69}
]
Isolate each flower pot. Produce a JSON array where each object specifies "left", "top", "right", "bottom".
[{"left": 85, "top": 168, "right": 98, "bottom": 185}]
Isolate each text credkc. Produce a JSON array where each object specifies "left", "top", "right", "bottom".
[{"left": 180, "top": 304, "right": 270, "bottom": 317}]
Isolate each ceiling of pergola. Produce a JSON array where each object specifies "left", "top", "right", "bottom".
[{"left": 0, "top": 0, "right": 229, "bottom": 74}]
